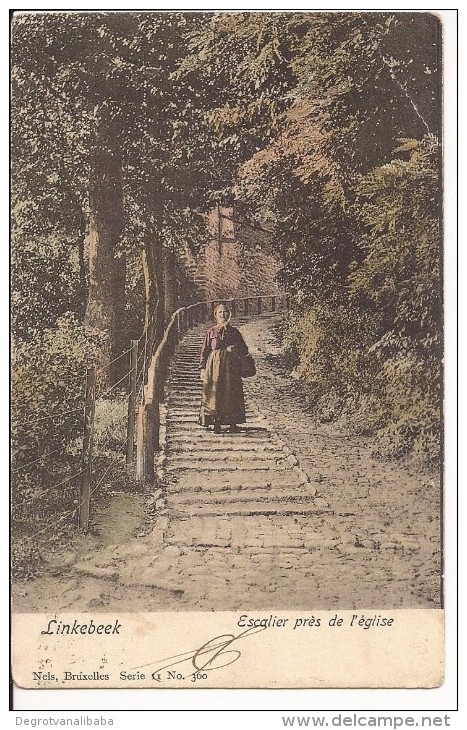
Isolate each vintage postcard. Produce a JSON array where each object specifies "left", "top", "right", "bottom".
[{"left": 11, "top": 9, "right": 445, "bottom": 691}]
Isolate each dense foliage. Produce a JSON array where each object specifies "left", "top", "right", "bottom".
[
  {"left": 12, "top": 11, "right": 442, "bottom": 570},
  {"left": 11, "top": 12, "right": 222, "bottom": 565},
  {"left": 186, "top": 12, "right": 441, "bottom": 461}
]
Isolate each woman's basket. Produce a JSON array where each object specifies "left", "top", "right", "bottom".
[{"left": 240, "top": 353, "right": 256, "bottom": 378}]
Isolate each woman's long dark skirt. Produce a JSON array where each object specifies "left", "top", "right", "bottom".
[{"left": 199, "top": 349, "right": 246, "bottom": 426}]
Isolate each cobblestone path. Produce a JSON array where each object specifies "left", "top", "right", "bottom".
[
  {"left": 143, "top": 312, "right": 440, "bottom": 610},
  {"left": 12, "top": 313, "right": 441, "bottom": 612}
]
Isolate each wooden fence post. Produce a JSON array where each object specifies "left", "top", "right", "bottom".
[
  {"left": 136, "top": 399, "right": 155, "bottom": 483},
  {"left": 244, "top": 298, "right": 249, "bottom": 317},
  {"left": 176, "top": 312, "right": 181, "bottom": 343},
  {"left": 153, "top": 398, "right": 160, "bottom": 452},
  {"left": 230, "top": 299, "right": 237, "bottom": 318},
  {"left": 170, "top": 319, "right": 177, "bottom": 357},
  {"left": 271, "top": 295, "right": 276, "bottom": 312},
  {"left": 79, "top": 366, "right": 96, "bottom": 532},
  {"left": 126, "top": 340, "right": 138, "bottom": 474},
  {"left": 257, "top": 297, "right": 262, "bottom": 315}
]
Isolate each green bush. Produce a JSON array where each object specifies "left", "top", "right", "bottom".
[
  {"left": 11, "top": 313, "right": 95, "bottom": 533},
  {"left": 11, "top": 232, "right": 83, "bottom": 342},
  {"left": 283, "top": 302, "right": 381, "bottom": 394},
  {"left": 282, "top": 300, "right": 440, "bottom": 461},
  {"left": 12, "top": 314, "right": 91, "bottom": 462},
  {"left": 372, "top": 353, "right": 440, "bottom": 461},
  {"left": 11, "top": 315, "right": 134, "bottom": 577},
  {"left": 276, "top": 141, "right": 441, "bottom": 463},
  {"left": 94, "top": 395, "right": 128, "bottom": 456}
]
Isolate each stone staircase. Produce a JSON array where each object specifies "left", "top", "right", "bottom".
[
  {"left": 16, "top": 314, "right": 438, "bottom": 613},
  {"left": 162, "top": 322, "right": 329, "bottom": 549}
]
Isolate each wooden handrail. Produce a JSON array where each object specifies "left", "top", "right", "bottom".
[
  {"left": 145, "top": 308, "right": 180, "bottom": 404},
  {"left": 182, "top": 293, "right": 284, "bottom": 311}
]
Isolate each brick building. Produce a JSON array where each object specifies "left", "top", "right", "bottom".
[{"left": 179, "top": 204, "right": 282, "bottom": 304}]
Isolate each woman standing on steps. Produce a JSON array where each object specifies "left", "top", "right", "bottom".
[{"left": 199, "top": 303, "right": 249, "bottom": 434}]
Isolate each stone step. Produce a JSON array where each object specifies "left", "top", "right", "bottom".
[
  {"left": 167, "top": 429, "right": 267, "bottom": 438},
  {"left": 167, "top": 424, "right": 265, "bottom": 432},
  {"left": 167, "top": 402, "right": 203, "bottom": 408},
  {"left": 171, "top": 356, "right": 199, "bottom": 361},
  {"left": 168, "top": 387, "right": 201, "bottom": 392},
  {"left": 167, "top": 410, "right": 258, "bottom": 420},
  {"left": 164, "top": 535, "right": 327, "bottom": 551},
  {"left": 168, "top": 472, "right": 307, "bottom": 491},
  {"left": 165, "top": 507, "right": 328, "bottom": 533},
  {"left": 168, "top": 399, "right": 255, "bottom": 407},
  {"left": 168, "top": 396, "right": 253, "bottom": 403},
  {"left": 170, "top": 376, "right": 201, "bottom": 382},
  {"left": 167, "top": 425, "right": 272, "bottom": 435},
  {"left": 167, "top": 449, "right": 281, "bottom": 463},
  {"left": 169, "top": 500, "right": 329, "bottom": 519},
  {"left": 172, "top": 358, "right": 200, "bottom": 370},
  {"left": 167, "top": 429, "right": 271, "bottom": 441},
  {"left": 169, "top": 367, "right": 199, "bottom": 371},
  {"left": 167, "top": 485, "right": 315, "bottom": 506},
  {"left": 169, "top": 364, "right": 199, "bottom": 368},
  {"left": 168, "top": 379, "right": 202, "bottom": 384},
  {"left": 168, "top": 391, "right": 201, "bottom": 396},
  {"left": 167, "top": 411, "right": 257, "bottom": 420},
  {"left": 171, "top": 367, "right": 200, "bottom": 372},
  {"left": 170, "top": 368, "right": 199, "bottom": 372},
  {"left": 171, "top": 366, "right": 200, "bottom": 372},
  {"left": 169, "top": 385, "right": 251, "bottom": 392},
  {"left": 167, "top": 437, "right": 274, "bottom": 449},
  {"left": 168, "top": 392, "right": 202, "bottom": 396},
  {"left": 167, "top": 414, "right": 265, "bottom": 424},
  {"left": 166, "top": 459, "right": 288, "bottom": 471},
  {"left": 167, "top": 444, "right": 279, "bottom": 455},
  {"left": 168, "top": 389, "right": 202, "bottom": 393}
]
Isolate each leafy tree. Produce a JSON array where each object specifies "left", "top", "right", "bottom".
[
  {"left": 11, "top": 10, "right": 442, "bottom": 474},
  {"left": 350, "top": 138, "right": 441, "bottom": 456},
  {"left": 12, "top": 12, "right": 257, "bottom": 374},
  {"left": 187, "top": 11, "right": 442, "bottom": 459}
]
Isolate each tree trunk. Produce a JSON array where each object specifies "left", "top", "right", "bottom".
[
  {"left": 163, "top": 248, "right": 178, "bottom": 322},
  {"left": 77, "top": 207, "right": 88, "bottom": 318},
  {"left": 142, "top": 226, "right": 165, "bottom": 364},
  {"left": 84, "top": 144, "right": 125, "bottom": 388}
]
